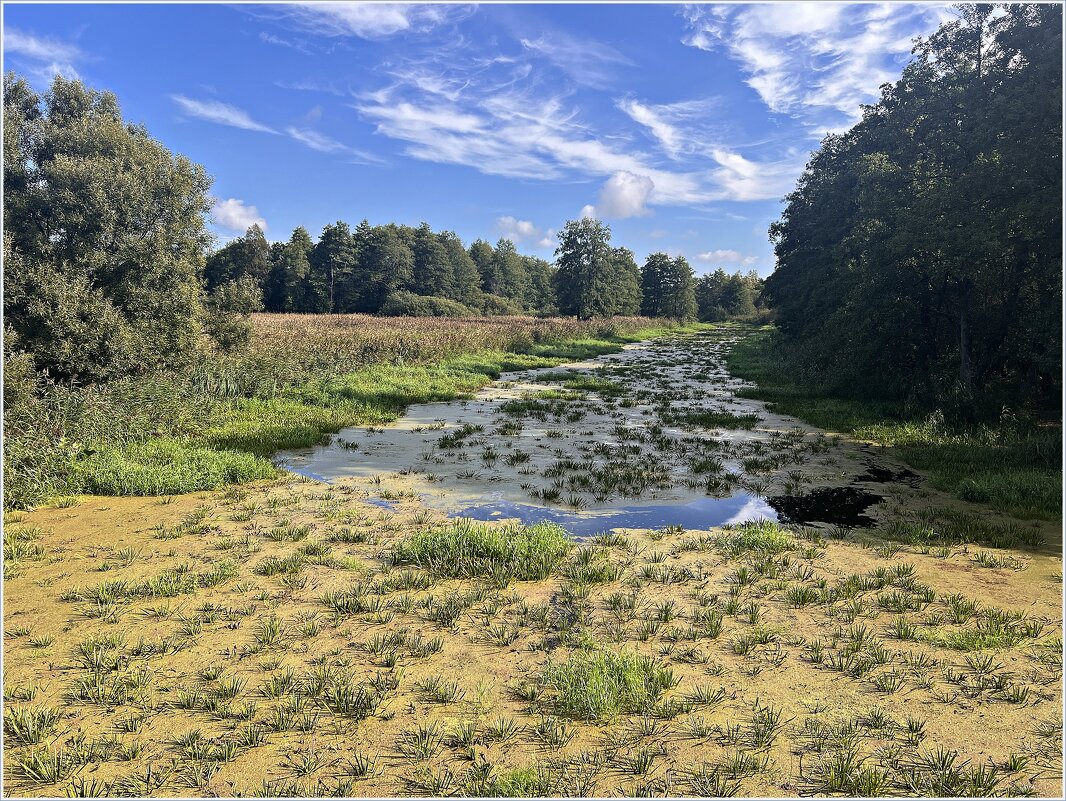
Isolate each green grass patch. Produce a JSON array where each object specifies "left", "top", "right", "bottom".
[
  {"left": 540, "top": 648, "right": 675, "bottom": 722},
  {"left": 670, "top": 408, "right": 761, "bottom": 430},
  {"left": 718, "top": 520, "right": 794, "bottom": 556},
  {"left": 728, "top": 329, "right": 1061, "bottom": 521},
  {"left": 390, "top": 519, "right": 572, "bottom": 582},
  {"left": 73, "top": 439, "right": 277, "bottom": 496}
]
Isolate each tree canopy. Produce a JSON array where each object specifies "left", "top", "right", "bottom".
[
  {"left": 4, "top": 73, "right": 212, "bottom": 382},
  {"left": 765, "top": 4, "right": 1062, "bottom": 414}
]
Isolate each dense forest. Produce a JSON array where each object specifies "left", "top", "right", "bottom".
[{"left": 765, "top": 4, "right": 1061, "bottom": 416}]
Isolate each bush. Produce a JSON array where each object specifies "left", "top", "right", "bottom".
[
  {"left": 479, "top": 293, "right": 526, "bottom": 316},
  {"left": 379, "top": 291, "right": 475, "bottom": 318}
]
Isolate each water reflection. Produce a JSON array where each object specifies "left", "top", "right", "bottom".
[{"left": 449, "top": 493, "right": 776, "bottom": 537}]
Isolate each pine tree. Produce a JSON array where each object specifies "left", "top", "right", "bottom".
[{"left": 412, "top": 222, "right": 455, "bottom": 298}]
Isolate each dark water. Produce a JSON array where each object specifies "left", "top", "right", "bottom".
[
  {"left": 854, "top": 463, "right": 922, "bottom": 488},
  {"left": 767, "top": 486, "right": 883, "bottom": 527},
  {"left": 449, "top": 493, "right": 777, "bottom": 537}
]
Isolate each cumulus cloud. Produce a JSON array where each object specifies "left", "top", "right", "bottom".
[
  {"left": 212, "top": 198, "right": 267, "bottom": 232},
  {"left": 681, "top": 3, "right": 949, "bottom": 132},
  {"left": 495, "top": 216, "right": 538, "bottom": 241},
  {"left": 695, "top": 249, "right": 758, "bottom": 266},
  {"left": 594, "top": 171, "right": 655, "bottom": 219},
  {"left": 494, "top": 217, "right": 556, "bottom": 250},
  {"left": 172, "top": 96, "right": 276, "bottom": 133}
]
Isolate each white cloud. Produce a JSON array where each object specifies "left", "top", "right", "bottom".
[
  {"left": 279, "top": 3, "right": 475, "bottom": 39},
  {"left": 495, "top": 216, "right": 539, "bottom": 242},
  {"left": 212, "top": 198, "right": 267, "bottom": 232},
  {"left": 580, "top": 204, "right": 597, "bottom": 219},
  {"left": 3, "top": 28, "right": 82, "bottom": 84},
  {"left": 681, "top": 3, "right": 948, "bottom": 132},
  {"left": 520, "top": 31, "right": 633, "bottom": 88},
  {"left": 286, "top": 126, "right": 383, "bottom": 163},
  {"left": 617, "top": 99, "right": 683, "bottom": 159},
  {"left": 172, "top": 96, "right": 276, "bottom": 133},
  {"left": 616, "top": 97, "right": 718, "bottom": 160},
  {"left": 710, "top": 148, "right": 799, "bottom": 202},
  {"left": 695, "top": 249, "right": 758, "bottom": 266},
  {"left": 595, "top": 171, "right": 655, "bottom": 219},
  {"left": 536, "top": 229, "right": 556, "bottom": 250},
  {"left": 350, "top": 29, "right": 813, "bottom": 209}
]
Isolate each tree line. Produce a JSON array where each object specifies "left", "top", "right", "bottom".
[
  {"left": 765, "top": 4, "right": 1061, "bottom": 415},
  {"left": 3, "top": 72, "right": 763, "bottom": 387},
  {"left": 211, "top": 216, "right": 767, "bottom": 324}
]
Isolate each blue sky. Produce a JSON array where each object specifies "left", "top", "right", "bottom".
[{"left": 3, "top": 2, "right": 952, "bottom": 276}]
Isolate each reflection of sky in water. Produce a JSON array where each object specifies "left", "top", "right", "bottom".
[{"left": 450, "top": 494, "right": 776, "bottom": 537}]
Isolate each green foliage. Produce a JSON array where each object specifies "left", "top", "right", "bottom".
[
  {"left": 766, "top": 6, "right": 1061, "bottom": 412},
  {"left": 4, "top": 73, "right": 211, "bottom": 383},
  {"left": 391, "top": 519, "right": 572, "bottom": 582},
  {"left": 541, "top": 648, "right": 675, "bottom": 721},
  {"left": 694, "top": 269, "right": 766, "bottom": 322},
  {"left": 553, "top": 218, "right": 643, "bottom": 319},
  {"left": 379, "top": 291, "right": 475, "bottom": 318},
  {"left": 730, "top": 328, "right": 1061, "bottom": 520},
  {"left": 641, "top": 253, "right": 697, "bottom": 320},
  {"left": 73, "top": 439, "right": 276, "bottom": 496}
]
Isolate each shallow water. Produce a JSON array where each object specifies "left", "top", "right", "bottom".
[
  {"left": 277, "top": 330, "right": 902, "bottom": 534},
  {"left": 448, "top": 493, "right": 776, "bottom": 537}
]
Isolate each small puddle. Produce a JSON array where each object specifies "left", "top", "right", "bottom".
[
  {"left": 449, "top": 493, "right": 776, "bottom": 537},
  {"left": 767, "top": 486, "right": 883, "bottom": 527}
]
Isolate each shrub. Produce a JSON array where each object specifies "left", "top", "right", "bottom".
[{"left": 379, "top": 291, "right": 475, "bottom": 318}]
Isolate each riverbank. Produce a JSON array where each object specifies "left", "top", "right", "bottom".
[
  {"left": 727, "top": 328, "right": 1062, "bottom": 522},
  {"left": 3, "top": 315, "right": 701, "bottom": 509}
]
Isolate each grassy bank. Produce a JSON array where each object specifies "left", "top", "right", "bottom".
[
  {"left": 4, "top": 314, "right": 700, "bottom": 508},
  {"left": 727, "top": 328, "right": 1061, "bottom": 521}
]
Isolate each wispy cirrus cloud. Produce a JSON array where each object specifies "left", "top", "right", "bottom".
[
  {"left": 285, "top": 126, "right": 384, "bottom": 164},
  {"left": 3, "top": 27, "right": 83, "bottom": 84},
  {"left": 172, "top": 95, "right": 277, "bottom": 133},
  {"left": 275, "top": 2, "right": 476, "bottom": 40},
  {"left": 519, "top": 30, "right": 633, "bottom": 88},
  {"left": 680, "top": 3, "right": 950, "bottom": 134},
  {"left": 616, "top": 97, "right": 719, "bottom": 160},
  {"left": 356, "top": 78, "right": 800, "bottom": 212}
]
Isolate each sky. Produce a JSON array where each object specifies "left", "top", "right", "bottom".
[{"left": 3, "top": 2, "right": 954, "bottom": 276}]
